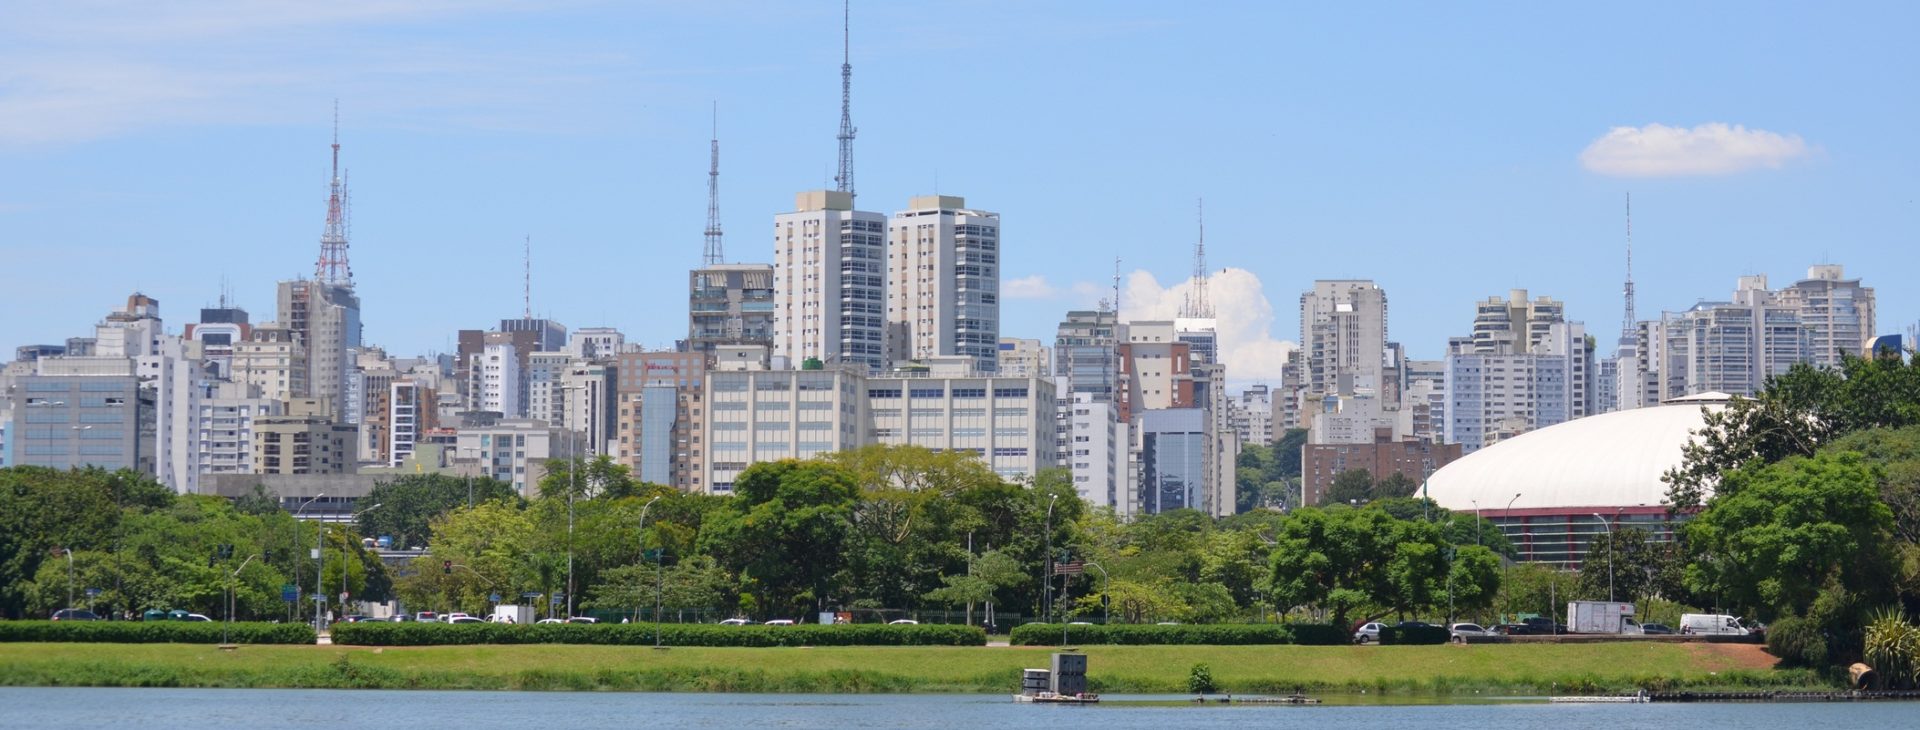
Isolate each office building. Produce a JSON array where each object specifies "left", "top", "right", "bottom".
[
  {"left": 277, "top": 280, "right": 361, "bottom": 420},
  {"left": 688, "top": 264, "right": 776, "bottom": 361},
  {"left": 455, "top": 418, "right": 583, "bottom": 497},
  {"left": 252, "top": 398, "right": 356, "bottom": 475},
  {"left": 191, "top": 381, "right": 280, "bottom": 479},
  {"left": 616, "top": 350, "right": 706, "bottom": 490}
]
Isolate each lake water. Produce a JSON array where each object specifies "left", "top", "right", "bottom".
[{"left": 3, "top": 688, "right": 1911, "bottom": 729}]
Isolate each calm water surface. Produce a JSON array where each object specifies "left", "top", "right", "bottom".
[{"left": 3, "top": 688, "right": 1911, "bottom": 729}]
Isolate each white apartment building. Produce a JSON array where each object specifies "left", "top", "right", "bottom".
[
  {"left": 885, "top": 195, "right": 1002, "bottom": 372},
  {"left": 1064, "top": 391, "right": 1129, "bottom": 512},
  {"left": 469, "top": 342, "right": 521, "bottom": 416},
  {"left": 1230, "top": 385, "right": 1274, "bottom": 447},
  {"left": 233, "top": 326, "right": 307, "bottom": 403},
  {"left": 866, "top": 368, "right": 1057, "bottom": 481},
  {"left": 386, "top": 379, "right": 433, "bottom": 468},
  {"left": 525, "top": 351, "right": 572, "bottom": 426},
  {"left": 455, "top": 418, "right": 582, "bottom": 497},
  {"left": 1445, "top": 320, "right": 1590, "bottom": 454},
  {"left": 559, "top": 361, "right": 617, "bottom": 458},
  {"left": 566, "top": 327, "right": 626, "bottom": 360},
  {"left": 1774, "top": 264, "right": 1876, "bottom": 368},
  {"left": 772, "top": 190, "right": 888, "bottom": 372},
  {"left": 1299, "top": 280, "right": 1390, "bottom": 410},
  {"left": 192, "top": 381, "right": 279, "bottom": 481},
  {"left": 701, "top": 367, "right": 868, "bottom": 493},
  {"left": 1659, "top": 275, "right": 1812, "bottom": 399}
]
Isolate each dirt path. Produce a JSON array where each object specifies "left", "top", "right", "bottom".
[{"left": 1684, "top": 642, "right": 1779, "bottom": 671}]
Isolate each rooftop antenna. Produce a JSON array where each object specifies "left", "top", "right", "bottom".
[
  {"left": 523, "top": 235, "right": 532, "bottom": 320},
  {"left": 315, "top": 100, "right": 354, "bottom": 287},
  {"left": 833, "top": 0, "right": 856, "bottom": 202},
  {"left": 1621, "top": 192, "right": 1635, "bottom": 340},
  {"left": 1181, "top": 198, "right": 1213, "bottom": 318},
  {"left": 703, "top": 102, "right": 724, "bottom": 266}
]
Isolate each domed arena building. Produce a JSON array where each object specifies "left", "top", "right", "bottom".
[{"left": 1423, "top": 393, "right": 1730, "bottom": 568}]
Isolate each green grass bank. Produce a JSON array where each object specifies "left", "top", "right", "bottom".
[{"left": 0, "top": 642, "right": 1821, "bottom": 694}]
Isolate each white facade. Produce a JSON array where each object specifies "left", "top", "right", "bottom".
[
  {"left": 566, "top": 327, "right": 626, "bottom": 360},
  {"left": 1230, "top": 385, "right": 1275, "bottom": 447},
  {"left": 1445, "top": 321, "right": 1590, "bottom": 454},
  {"left": 192, "top": 381, "right": 279, "bottom": 481},
  {"left": 1299, "top": 280, "right": 1390, "bottom": 408},
  {"left": 470, "top": 343, "right": 521, "bottom": 416},
  {"left": 455, "top": 419, "right": 581, "bottom": 497},
  {"left": 525, "top": 351, "right": 571, "bottom": 425},
  {"left": 772, "top": 190, "right": 888, "bottom": 372},
  {"left": 885, "top": 195, "right": 1001, "bottom": 372},
  {"left": 996, "top": 337, "right": 1051, "bottom": 377},
  {"left": 559, "top": 361, "right": 617, "bottom": 458},
  {"left": 866, "top": 372, "right": 1056, "bottom": 481},
  {"left": 1659, "top": 275, "right": 1811, "bottom": 399},
  {"left": 139, "top": 335, "right": 205, "bottom": 493},
  {"left": 387, "top": 380, "right": 431, "bottom": 468},
  {"left": 1064, "top": 393, "right": 1129, "bottom": 512},
  {"left": 701, "top": 367, "right": 868, "bottom": 493},
  {"left": 1776, "top": 265, "right": 1875, "bottom": 368}
]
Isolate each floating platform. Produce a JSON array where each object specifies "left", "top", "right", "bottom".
[
  {"left": 1013, "top": 692, "right": 1101, "bottom": 704},
  {"left": 1193, "top": 694, "right": 1321, "bottom": 705}
]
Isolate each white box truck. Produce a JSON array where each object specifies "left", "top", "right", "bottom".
[
  {"left": 1567, "top": 601, "right": 1642, "bottom": 634},
  {"left": 490, "top": 604, "right": 534, "bottom": 624}
]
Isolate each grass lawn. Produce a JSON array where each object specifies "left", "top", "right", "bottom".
[{"left": 0, "top": 641, "right": 1811, "bottom": 694}]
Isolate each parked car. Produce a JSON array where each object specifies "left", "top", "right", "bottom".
[
  {"left": 718, "top": 618, "right": 751, "bottom": 626},
  {"left": 888, "top": 619, "right": 919, "bottom": 625},
  {"left": 765, "top": 619, "right": 795, "bottom": 626},
  {"left": 181, "top": 613, "right": 212, "bottom": 622},
  {"left": 441, "top": 613, "right": 474, "bottom": 623},
  {"left": 1353, "top": 621, "right": 1386, "bottom": 644},
  {"left": 414, "top": 611, "right": 438, "bottom": 623},
  {"left": 535, "top": 618, "right": 567, "bottom": 625},
  {"left": 1640, "top": 623, "right": 1675, "bottom": 635},
  {"left": 339, "top": 615, "right": 369, "bottom": 623},
  {"left": 50, "top": 608, "right": 102, "bottom": 622},
  {"left": 448, "top": 616, "right": 484, "bottom": 624},
  {"left": 1449, "top": 623, "right": 1494, "bottom": 641},
  {"left": 389, "top": 614, "right": 411, "bottom": 622},
  {"left": 1504, "top": 617, "right": 1567, "bottom": 635},
  {"left": 566, "top": 616, "right": 598, "bottom": 624}
]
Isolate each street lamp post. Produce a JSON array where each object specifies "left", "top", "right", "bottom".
[
  {"left": 293, "top": 494, "right": 324, "bottom": 624},
  {"left": 340, "top": 503, "right": 383, "bottom": 619},
  {"left": 60, "top": 548, "right": 74, "bottom": 611},
  {"left": 1085, "top": 562, "right": 1110, "bottom": 625},
  {"left": 1470, "top": 499, "right": 1482, "bottom": 547},
  {"left": 1593, "top": 512, "right": 1616, "bottom": 602},
  {"left": 638, "top": 495, "right": 662, "bottom": 647},
  {"left": 225, "top": 554, "right": 259, "bottom": 645},
  {"left": 1042, "top": 494, "right": 1057, "bottom": 624}
]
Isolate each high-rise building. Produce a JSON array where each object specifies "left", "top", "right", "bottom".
[
  {"left": 1444, "top": 290, "right": 1591, "bottom": 454},
  {"left": 1466, "top": 290, "right": 1567, "bottom": 355},
  {"left": 615, "top": 350, "right": 706, "bottom": 491},
  {"left": 1299, "top": 280, "right": 1390, "bottom": 405},
  {"left": 1230, "top": 385, "right": 1275, "bottom": 447},
  {"left": 559, "top": 361, "right": 618, "bottom": 458},
  {"left": 885, "top": 195, "right": 1001, "bottom": 371},
  {"left": 1659, "top": 275, "right": 1811, "bottom": 398},
  {"left": 233, "top": 325, "right": 307, "bottom": 403},
  {"left": 566, "top": 327, "right": 627, "bottom": 360},
  {"left": 276, "top": 280, "right": 361, "bottom": 420},
  {"left": 772, "top": 190, "right": 887, "bottom": 372},
  {"left": 5, "top": 372, "right": 148, "bottom": 473},
  {"left": 189, "top": 381, "right": 279, "bottom": 480},
  {"left": 996, "top": 338, "right": 1050, "bottom": 377},
  {"left": 1054, "top": 310, "right": 1125, "bottom": 510},
  {"left": 468, "top": 342, "right": 522, "bottom": 416},
  {"left": 253, "top": 398, "right": 357, "bottom": 475},
  {"left": 1774, "top": 265, "right": 1875, "bottom": 367},
  {"left": 687, "top": 264, "right": 776, "bottom": 361}
]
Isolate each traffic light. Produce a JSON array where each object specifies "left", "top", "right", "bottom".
[{"left": 443, "top": 560, "right": 453, "bottom": 574}]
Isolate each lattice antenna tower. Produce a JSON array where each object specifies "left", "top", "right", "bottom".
[
  {"left": 315, "top": 100, "right": 354, "bottom": 287},
  {"left": 1181, "top": 198, "right": 1213, "bottom": 318},
  {"left": 523, "top": 235, "right": 532, "bottom": 319},
  {"left": 704, "top": 103, "right": 724, "bottom": 266},
  {"left": 833, "top": 0, "right": 856, "bottom": 201},
  {"left": 1621, "top": 192, "right": 1635, "bottom": 340}
]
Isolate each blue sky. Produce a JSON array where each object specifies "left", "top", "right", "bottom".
[{"left": 2, "top": 1, "right": 1914, "bottom": 381}]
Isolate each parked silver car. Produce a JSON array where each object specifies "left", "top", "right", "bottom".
[
  {"left": 1352, "top": 621, "right": 1386, "bottom": 644},
  {"left": 1449, "top": 622, "right": 1495, "bottom": 642}
]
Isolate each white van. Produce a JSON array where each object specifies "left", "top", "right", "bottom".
[{"left": 1679, "top": 614, "right": 1747, "bottom": 635}]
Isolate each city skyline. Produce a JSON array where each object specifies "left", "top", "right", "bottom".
[{"left": 2, "top": 2, "right": 1915, "bottom": 381}]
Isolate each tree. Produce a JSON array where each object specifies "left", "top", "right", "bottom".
[
  {"left": 1373, "top": 472, "right": 1419, "bottom": 500},
  {"left": 1685, "top": 452, "right": 1896, "bottom": 621},
  {"left": 1447, "top": 545, "right": 1502, "bottom": 619},
  {"left": 1268, "top": 506, "right": 1394, "bottom": 627},
  {"left": 697, "top": 461, "right": 859, "bottom": 618},
  {"left": 1321, "top": 469, "right": 1375, "bottom": 507},
  {"left": 1575, "top": 526, "right": 1685, "bottom": 606},
  {"left": 358, "top": 474, "right": 519, "bottom": 550}
]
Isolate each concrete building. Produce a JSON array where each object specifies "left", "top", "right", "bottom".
[
  {"left": 864, "top": 364, "right": 1057, "bottom": 481},
  {"left": 1466, "top": 290, "right": 1567, "bottom": 355},
  {"left": 559, "top": 361, "right": 618, "bottom": 458},
  {"left": 191, "top": 381, "right": 280, "bottom": 480},
  {"left": 252, "top": 398, "right": 356, "bottom": 475},
  {"left": 566, "top": 327, "right": 627, "bottom": 360},
  {"left": 1301, "top": 429, "right": 1463, "bottom": 507},
  {"left": 687, "top": 264, "right": 776, "bottom": 362},
  {"left": 772, "top": 190, "right": 888, "bottom": 372},
  {"left": 1445, "top": 319, "right": 1592, "bottom": 454},
  {"left": 1658, "top": 275, "right": 1812, "bottom": 399},
  {"left": 1053, "top": 311, "right": 1125, "bottom": 510},
  {"left": 615, "top": 350, "right": 706, "bottom": 491},
  {"left": 996, "top": 338, "right": 1051, "bottom": 377},
  {"left": 701, "top": 366, "right": 868, "bottom": 493},
  {"left": 468, "top": 342, "right": 521, "bottom": 416},
  {"left": 233, "top": 325, "right": 307, "bottom": 403},
  {"left": 185, "top": 304, "right": 249, "bottom": 380},
  {"left": 5, "top": 372, "right": 149, "bottom": 473},
  {"left": 885, "top": 195, "right": 1002, "bottom": 372},
  {"left": 454, "top": 418, "right": 582, "bottom": 497},
  {"left": 140, "top": 334, "right": 207, "bottom": 493},
  {"left": 456, "top": 328, "right": 545, "bottom": 416},
  {"left": 385, "top": 379, "right": 437, "bottom": 468},
  {"left": 277, "top": 280, "right": 361, "bottom": 420},
  {"left": 1230, "top": 385, "right": 1275, "bottom": 447},
  {"left": 498, "top": 317, "right": 568, "bottom": 353},
  {"left": 91, "top": 293, "right": 163, "bottom": 359},
  {"left": 1775, "top": 265, "right": 1875, "bottom": 367},
  {"left": 1299, "top": 280, "right": 1391, "bottom": 417},
  {"left": 525, "top": 351, "right": 572, "bottom": 427}
]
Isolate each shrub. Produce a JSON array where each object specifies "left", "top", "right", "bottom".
[
  {"left": 1187, "top": 663, "right": 1218, "bottom": 694},
  {"left": 1378, "top": 624, "right": 1451, "bottom": 645},
  {"left": 328, "top": 622, "right": 985, "bottom": 647},
  {"left": 1008, "top": 623, "right": 1346, "bottom": 646},
  {"left": 1765, "top": 617, "right": 1829, "bottom": 668},
  {"left": 0, "top": 620, "right": 315, "bottom": 644}
]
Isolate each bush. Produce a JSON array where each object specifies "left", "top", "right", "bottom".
[
  {"left": 329, "top": 622, "right": 985, "bottom": 647},
  {"left": 1008, "top": 623, "right": 1347, "bottom": 646},
  {"left": 1378, "top": 624, "right": 1451, "bottom": 645},
  {"left": 1765, "top": 617, "right": 1829, "bottom": 668},
  {"left": 0, "top": 620, "right": 315, "bottom": 644},
  {"left": 1187, "top": 663, "right": 1217, "bottom": 694}
]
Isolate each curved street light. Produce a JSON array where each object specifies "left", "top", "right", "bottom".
[
  {"left": 293, "top": 493, "right": 325, "bottom": 626},
  {"left": 1084, "top": 561, "right": 1110, "bottom": 625}
]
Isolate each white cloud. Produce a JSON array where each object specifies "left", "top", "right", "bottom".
[
  {"left": 1119, "top": 267, "right": 1296, "bottom": 382},
  {"left": 1002, "top": 274, "right": 1058, "bottom": 300},
  {"left": 1579, "top": 122, "right": 1811, "bottom": 177}
]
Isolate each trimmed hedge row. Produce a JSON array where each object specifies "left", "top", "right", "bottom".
[
  {"left": 1009, "top": 623, "right": 1349, "bottom": 646},
  {"left": 0, "top": 620, "right": 316, "bottom": 645},
  {"left": 1379, "top": 625, "right": 1452, "bottom": 645},
  {"left": 329, "top": 622, "right": 986, "bottom": 647}
]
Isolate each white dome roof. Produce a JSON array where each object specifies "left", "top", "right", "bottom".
[{"left": 1425, "top": 398, "right": 1727, "bottom": 512}]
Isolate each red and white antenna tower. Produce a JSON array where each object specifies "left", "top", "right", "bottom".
[{"left": 315, "top": 100, "right": 353, "bottom": 287}]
